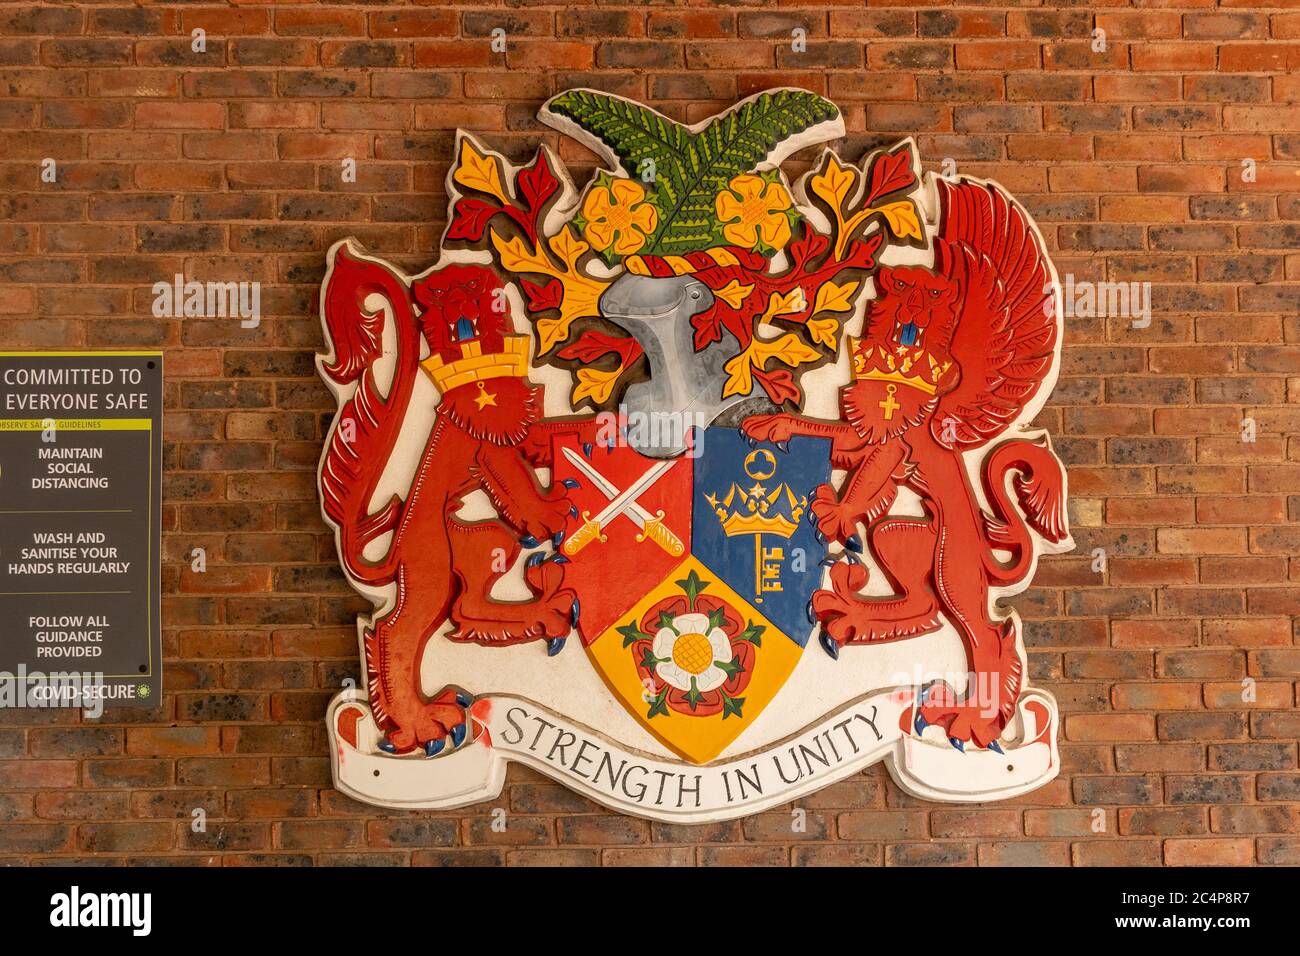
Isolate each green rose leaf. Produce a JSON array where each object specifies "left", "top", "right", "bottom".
[
  {"left": 675, "top": 568, "right": 708, "bottom": 607},
  {"left": 617, "top": 621, "right": 649, "bottom": 647},
  {"left": 646, "top": 687, "right": 670, "bottom": 720},
  {"left": 721, "top": 694, "right": 745, "bottom": 720},
  {"left": 715, "top": 656, "right": 742, "bottom": 677}
]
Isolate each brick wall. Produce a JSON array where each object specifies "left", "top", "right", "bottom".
[{"left": 1, "top": 1, "right": 1298, "bottom": 867}]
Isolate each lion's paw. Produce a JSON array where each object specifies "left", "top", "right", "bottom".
[
  {"left": 378, "top": 690, "right": 470, "bottom": 757},
  {"left": 741, "top": 414, "right": 796, "bottom": 445},
  {"left": 914, "top": 684, "right": 1010, "bottom": 752},
  {"left": 517, "top": 495, "right": 574, "bottom": 545},
  {"left": 810, "top": 484, "right": 861, "bottom": 545}
]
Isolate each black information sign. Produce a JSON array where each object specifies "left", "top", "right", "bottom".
[{"left": 0, "top": 351, "right": 162, "bottom": 709}]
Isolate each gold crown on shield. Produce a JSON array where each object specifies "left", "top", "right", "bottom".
[{"left": 706, "top": 449, "right": 807, "bottom": 540}]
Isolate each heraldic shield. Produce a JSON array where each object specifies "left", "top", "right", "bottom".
[
  {"left": 552, "top": 428, "right": 830, "bottom": 763},
  {"left": 318, "top": 87, "right": 1075, "bottom": 820}
]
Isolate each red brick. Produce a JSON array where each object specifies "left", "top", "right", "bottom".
[
  {"left": 369, "top": 11, "right": 456, "bottom": 38},
  {"left": 1164, "top": 838, "right": 1255, "bottom": 866},
  {"left": 135, "top": 102, "right": 225, "bottom": 130},
  {"left": 1067, "top": 714, "right": 1157, "bottom": 742},
  {"left": 127, "top": 727, "right": 221, "bottom": 756},
  {"left": 1073, "top": 840, "right": 1162, "bottom": 866}
]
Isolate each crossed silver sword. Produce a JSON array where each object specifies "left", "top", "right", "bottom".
[{"left": 559, "top": 446, "right": 685, "bottom": 558}]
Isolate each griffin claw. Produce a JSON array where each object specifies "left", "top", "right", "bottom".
[
  {"left": 378, "top": 738, "right": 397, "bottom": 754},
  {"left": 546, "top": 636, "right": 566, "bottom": 657},
  {"left": 552, "top": 530, "right": 565, "bottom": 547},
  {"left": 455, "top": 691, "right": 472, "bottom": 708},
  {"left": 988, "top": 740, "right": 1004, "bottom": 754},
  {"left": 949, "top": 737, "right": 965, "bottom": 752},
  {"left": 547, "top": 553, "right": 569, "bottom": 564},
  {"left": 525, "top": 552, "right": 546, "bottom": 569},
  {"left": 424, "top": 739, "right": 445, "bottom": 758},
  {"left": 914, "top": 712, "right": 928, "bottom": 735},
  {"left": 845, "top": 535, "right": 863, "bottom": 553},
  {"left": 775, "top": 440, "right": 789, "bottom": 454},
  {"left": 819, "top": 632, "right": 839, "bottom": 660},
  {"left": 582, "top": 443, "right": 593, "bottom": 458},
  {"left": 819, "top": 557, "right": 837, "bottom": 568},
  {"left": 570, "top": 597, "right": 581, "bottom": 627},
  {"left": 747, "top": 437, "right": 758, "bottom": 449},
  {"left": 520, "top": 535, "right": 539, "bottom": 549},
  {"left": 814, "top": 529, "right": 825, "bottom": 546},
  {"left": 569, "top": 505, "right": 579, "bottom": 518},
  {"left": 806, "top": 598, "right": 817, "bottom": 626},
  {"left": 560, "top": 478, "right": 580, "bottom": 490},
  {"left": 449, "top": 723, "right": 467, "bottom": 748}
]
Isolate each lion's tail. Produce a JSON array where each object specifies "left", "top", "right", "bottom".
[
  {"left": 318, "top": 241, "right": 422, "bottom": 587},
  {"left": 979, "top": 437, "right": 1070, "bottom": 585}
]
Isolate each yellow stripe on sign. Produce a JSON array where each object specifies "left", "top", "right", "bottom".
[
  {"left": 0, "top": 419, "right": 153, "bottom": 431},
  {"left": 663, "top": 256, "right": 694, "bottom": 275},
  {"left": 707, "top": 247, "right": 739, "bottom": 267},
  {"left": 624, "top": 256, "right": 651, "bottom": 277}
]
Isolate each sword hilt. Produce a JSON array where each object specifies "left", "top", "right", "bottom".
[
  {"left": 636, "top": 510, "right": 684, "bottom": 556},
  {"left": 562, "top": 511, "right": 607, "bottom": 556}
]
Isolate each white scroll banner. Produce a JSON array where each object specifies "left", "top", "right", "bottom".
[{"left": 327, "top": 686, "right": 1058, "bottom": 822}]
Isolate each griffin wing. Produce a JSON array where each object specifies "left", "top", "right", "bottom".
[{"left": 929, "top": 179, "right": 1058, "bottom": 449}]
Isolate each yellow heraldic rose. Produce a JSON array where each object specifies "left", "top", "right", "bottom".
[
  {"left": 716, "top": 172, "right": 796, "bottom": 254},
  {"left": 578, "top": 173, "right": 658, "bottom": 260}
]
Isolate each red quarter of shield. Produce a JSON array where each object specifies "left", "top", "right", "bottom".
[{"left": 551, "top": 436, "right": 693, "bottom": 644}]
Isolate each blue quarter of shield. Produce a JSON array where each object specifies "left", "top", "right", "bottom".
[{"left": 690, "top": 428, "right": 832, "bottom": 646}]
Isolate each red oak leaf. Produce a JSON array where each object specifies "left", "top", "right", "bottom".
[
  {"left": 520, "top": 277, "right": 563, "bottom": 312},
  {"left": 556, "top": 330, "right": 642, "bottom": 365},
  {"left": 842, "top": 233, "right": 884, "bottom": 272},
  {"left": 691, "top": 304, "right": 724, "bottom": 351},
  {"left": 787, "top": 221, "right": 830, "bottom": 270},
  {"left": 753, "top": 366, "right": 802, "bottom": 406},
  {"left": 517, "top": 151, "right": 560, "bottom": 212},
  {"left": 446, "top": 197, "right": 500, "bottom": 242},
  {"left": 866, "top": 146, "right": 917, "bottom": 205}
]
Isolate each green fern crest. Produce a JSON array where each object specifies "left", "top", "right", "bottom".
[{"left": 543, "top": 89, "right": 840, "bottom": 256}]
